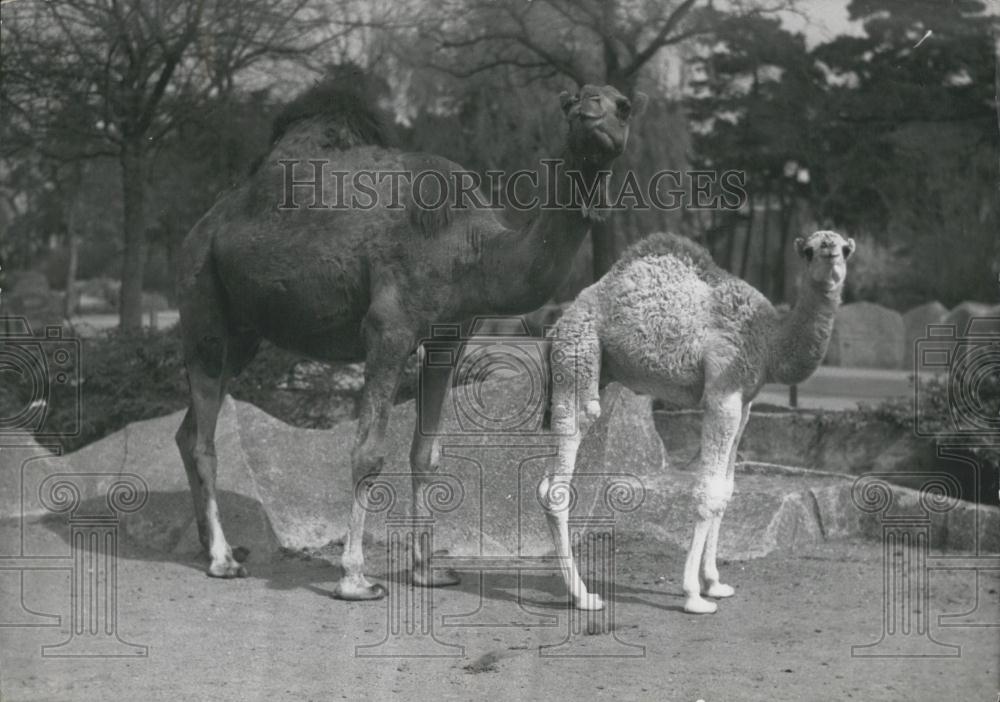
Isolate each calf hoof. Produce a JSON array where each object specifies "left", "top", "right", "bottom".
[
  {"left": 208, "top": 558, "right": 248, "bottom": 579},
  {"left": 332, "top": 578, "right": 388, "bottom": 601},
  {"left": 412, "top": 568, "right": 460, "bottom": 588},
  {"left": 704, "top": 582, "right": 735, "bottom": 598},
  {"left": 683, "top": 595, "right": 718, "bottom": 614},
  {"left": 573, "top": 592, "right": 605, "bottom": 611}
]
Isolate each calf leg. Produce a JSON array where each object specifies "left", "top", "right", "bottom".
[
  {"left": 700, "top": 400, "right": 750, "bottom": 598},
  {"left": 683, "top": 391, "right": 743, "bottom": 614},
  {"left": 540, "top": 324, "right": 603, "bottom": 610}
]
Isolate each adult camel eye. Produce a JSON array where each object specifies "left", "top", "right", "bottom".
[
  {"left": 617, "top": 98, "right": 632, "bottom": 119},
  {"left": 803, "top": 246, "right": 814, "bottom": 261}
]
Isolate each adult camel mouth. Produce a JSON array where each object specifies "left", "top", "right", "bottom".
[{"left": 588, "top": 124, "right": 618, "bottom": 150}]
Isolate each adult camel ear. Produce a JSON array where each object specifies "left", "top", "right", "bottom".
[
  {"left": 559, "top": 90, "right": 578, "bottom": 115},
  {"left": 631, "top": 91, "right": 649, "bottom": 119}
]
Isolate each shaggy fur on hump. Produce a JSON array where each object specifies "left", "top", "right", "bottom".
[
  {"left": 268, "top": 78, "right": 387, "bottom": 148},
  {"left": 613, "top": 231, "right": 725, "bottom": 283}
]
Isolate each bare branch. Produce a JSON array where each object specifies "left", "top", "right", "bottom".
[{"left": 624, "top": 0, "right": 702, "bottom": 77}]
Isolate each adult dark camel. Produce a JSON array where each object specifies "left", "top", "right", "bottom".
[{"left": 175, "top": 80, "right": 645, "bottom": 599}]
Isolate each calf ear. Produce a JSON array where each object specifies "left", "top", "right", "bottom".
[
  {"left": 631, "top": 91, "right": 649, "bottom": 119},
  {"left": 795, "top": 236, "right": 812, "bottom": 260},
  {"left": 843, "top": 237, "right": 857, "bottom": 259},
  {"left": 559, "top": 91, "right": 577, "bottom": 115}
]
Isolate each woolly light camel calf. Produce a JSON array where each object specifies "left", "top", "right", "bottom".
[
  {"left": 175, "top": 79, "right": 645, "bottom": 599},
  {"left": 543, "top": 230, "right": 855, "bottom": 613}
]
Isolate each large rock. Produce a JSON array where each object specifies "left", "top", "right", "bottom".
[
  {"left": 0, "top": 435, "right": 63, "bottom": 554},
  {"left": 7, "top": 391, "right": 996, "bottom": 566},
  {"left": 825, "top": 302, "right": 906, "bottom": 369},
  {"left": 463, "top": 304, "right": 566, "bottom": 338},
  {"left": 656, "top": 408, "right": 999, "bottom": 511},
  {"left": 910, "top": 301, "right": 1000, "bottom": 380},
  {"left": 623, "top": 469, "right": 837, "bottom": 560},
  {"left": 1, "top": 374, "right": 665, "bottom": 562},
  {"left": 903, "top": 301, "right": 949, "bottom": 370},
  {"left": 944, "top": 301, "right": 1000, "bottom": 336},
  {"left": 657, "top": 409, "right": 898, "bottom": 474}
]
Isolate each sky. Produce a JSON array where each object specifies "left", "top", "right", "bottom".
[{"left": 780, "top": 0, "right": 865, "bottom": 47}]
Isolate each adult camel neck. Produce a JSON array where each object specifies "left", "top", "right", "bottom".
[{"left": 482, "top": 147, "right": 612, "bottom": 313}]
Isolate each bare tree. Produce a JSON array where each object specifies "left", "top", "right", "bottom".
[
  {"left": 2, "top": 0, "right": 341, "bottom": 329},
  {"left": 420, "top": 0, "right": 794, "bottom": 277}
]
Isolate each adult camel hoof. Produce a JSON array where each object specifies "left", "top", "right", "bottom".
[
  {"left": 232, "top": 546, "right": 250, "bottom": 563},
  {"left": 208, "top": 559, "right": 248, "bottom": 579},
  {"left": 412, "top": 568, "right": 461, "bottom": 588},
  {"left": 704, "top": 582, "right": 735, "bottom": 598},
  {"left": 573, "top": 592, "right": 605, "bottom": 611},
  {"left": 683, "top": 595, "right": 718, "bottom": 614},
  {"left": 332, "top": 579, "right": 388, "bottom": 601}
]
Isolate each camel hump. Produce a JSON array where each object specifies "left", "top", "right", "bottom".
[
  {"left": 615, "top": 232, "right": 724, "bottom": 280},
  {"left": 269, "top": 78, "right": 387, "bottom": 149}
]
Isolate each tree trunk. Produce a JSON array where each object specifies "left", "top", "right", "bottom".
[
  {"left": 776, "top": 188, "right": 800, "bottom": 304},
  {"left": 759, "top": 181, "right": 771, "bottom": 295},
  {"left": 119, "top": 139, "right": 147, "bottom": 331},
  {"left": 738, "top": 191, "right": 755, "bottom": 279},
  {"left": 63, "top": 164, "right": 84, "bottom": 320},
  {"left": 63, "top": 230, "right": 79, "bottom": 320},
  {"left": 725, "top": 216, "right": 738, "bottom": 272}
]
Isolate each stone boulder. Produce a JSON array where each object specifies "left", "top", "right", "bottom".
[
  {"left": 825, "top": 302, "right": 905, "bottom": 369},
  {"left": 465, "top": 304, "right": 566, "bottom": 338},
  {"left": 656, "top": 408, "right": 999, "bottom": 510},
  {"left": 1, "top": 373, "right": 665, "bottom": 563},
  {"left": 943, "top": 301, "right": 1000, "bottom": 340},
  {"left": 908, "top": 301, "right": 1000, "bottom": 378}
]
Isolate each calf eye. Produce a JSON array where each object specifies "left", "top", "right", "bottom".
[
  {"left": 617, "top": 98, "right": 632, "bottom": 118},
  {"left": 803, "top": 246, "right": 814, "bottom": 261}
]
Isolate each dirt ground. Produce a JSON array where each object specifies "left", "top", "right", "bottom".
[{"left": 1, "top": 533, "right": 997, "bottom": 702}]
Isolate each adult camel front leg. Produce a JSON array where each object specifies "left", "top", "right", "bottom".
[
  {"left": 333, "top": 307, "right": 415, "bottom": 601},
  {"left": 409, "top": 348, "right": 460, "bottom": 587},
  {"left": 699, "top": 400, "right": 751, "bottom": 599}
]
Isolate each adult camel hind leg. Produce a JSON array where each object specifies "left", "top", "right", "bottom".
[
  {"left": 334, "top": 294, "right": 418, "bottom": 600},
  {"left": 409, "top": 347, "right": 461, "bottom": 587},
  {"left": 175, "top": 330, "right": 258, "bottom": 578}
]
